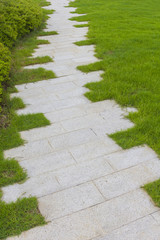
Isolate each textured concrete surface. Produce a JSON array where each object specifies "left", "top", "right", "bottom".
[{"left": 5, "top": 0, "right": 160, "bottom": 239}]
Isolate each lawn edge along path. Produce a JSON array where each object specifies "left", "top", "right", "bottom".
[
  {"left": 69, "top": 0, "right": 160, "bottom": 208},
  {"left": 0, "top": 0, "right": 58, "bottom": 238}
]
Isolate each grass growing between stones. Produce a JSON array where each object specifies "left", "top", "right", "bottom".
[
  {"left": 13, "top": 68, "right": 55, "bottom": 85},
  {"left": 0, "top": 0, "right": 56, "bottom": 238},
  {"left": 0, "top": 94, "right": 49, "bottom": 240},
  {"left": 0, "top": 198, "right": 45, "bottom": 240},
  {"left": 0, "top": 104, "right": 50, "bottom": 239},
  {"left": 144, "top": 179, "right": 160, "bottom": 207},
  {"left": 0, "top": 101, "right": 49, "bottom": 240},
  {"left": 74, "top": 23, "right": 89, "bottom": 28},
  {"left": 69, "top": 0, "right": 160, "bottom": 206},
  {"left": 39, "top": 30, "right": 58, "bottom": 36},
  {"left": 10, "top": 17, "right": 57, "bottom": 89},
  {"left": 75, "top": 39, "right": 95, "bottom": 46},
  {"left": 25, "top": 56, "right": 53, "bottom": 66}
]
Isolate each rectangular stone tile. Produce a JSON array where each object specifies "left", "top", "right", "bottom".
[
  {"left": 152, "top": 211, "right": 160, "bottom": 224},
  {"left": 20, "top": 150, "right": 75, "bottom": 177},
  {"left": 17, "top": 102, "right": 54, "bottom": 115},
  {"left": 4, "top": 139, "right": 53, "bottom": 161},
  {"left": 52, "top": 97, "right": 89, "bottom": 110},
  {"left": 45, "top": 106, "right": 86, "bottom": 123},
  {"left": 47, "top": 75, "right": 77, "bottom": 85},
  {"left": 93, "top": 114, "right": 134, "bottom": 136},
  {"left": 2, "top": 172, "right": 61, "bottom": 203},
  {"left": 70, "top": 138, "right": 120, "bottom": 163},
  {"left": 143, "top": 158, "right": 160, "bottom": 179},
  {"left": 57, "top": 28, "right": 88, "bottom": 37},
  {"left": 20, "top": 123, "right": 66, "bottom": 142},
  {"left": 15, "top": 79, "right": 58, "bottom": 92},
  {"left": 12, "top": 87, "right": 45, "bottom": 99},
  {"left": 92, "top": 189, "right": 158, "bottom": 234},
  {"left": 49, "top": 128, "right": 96, "bottom": 150},
  {"left": 9, "top": 189, "right": 158, "bottom": 240},
  {"left": 61, "top": 113, "right": 105, "bottom": 132},
  {"left": 93, "top": 215, "right": 160, "bottom": 240},
  {"left": 84, "top": 100, "right": 115, "bottom": 114},
  {"left": 22, "top": 94, "right": 58, "bottom": 105},
  {"left": 54, "top": 69, "right": 79, "bottom": 77},
  {"left": 54, "top": 53, "right": 76, "bottom": 61},
  {"left": 56, "top": 156, "right": 114, "bottom": 188},
  {"left": 73, "top": 77, "right": 102, "bottom": 86},
  {"left": 39, "top": 182, "right": 104, "bottom": 221},
  {"left": 94, "top": 161, "right": 159, "bottom": 200},
  {"left": 56, "top": 87, "right": 87, "bottom": 99},
  {"left": 41, "top": 81, "right": 76, "bottom": 94},
  {"left": 15, "top": 83, "right": 35, "bottom": 92},
  {"left": 24, "top": 62, "right": 54, "bottom": 70},
  {"left": 107, "top": 146, "right": 157, "bottom": 171}
]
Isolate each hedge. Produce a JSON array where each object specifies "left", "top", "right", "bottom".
[
  {"left": 0, "top": 43, "right": 11, "bottom": 112},
  {"left": 0, "top": 0, "right": 43, "bottom": 48},
  {"left": 0, "top": 0, "right": 43, "bottom": 113}
]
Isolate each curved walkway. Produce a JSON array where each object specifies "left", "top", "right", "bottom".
[{"left": 4, "top": 0, "right": 160, "bottom": 239}]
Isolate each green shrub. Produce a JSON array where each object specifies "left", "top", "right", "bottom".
[
  {"left": 0, "top": 0, "right": 44, "bottom": 113},
  {"left": 0, "top": 43, "right": 11, "bottom": 112},
  {"left": 0, "top": 0, "right": 43, "bottom": 48}
]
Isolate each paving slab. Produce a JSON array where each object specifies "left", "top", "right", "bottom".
[
  {"left": 45, "top": 106, "right": 86, "bottom": 123},
  {"left": 94, "top": 161, "right": 160, "bottom": 200},
  {"left": 152, "top": 211, "right": 160, "bottom": 224},
  {"left": 20, "top": 123, "right": 66, "bottom": 142},
  {"left": 69, "top": 138, "right": 121, "bottom": 163},
  {"left": 39, "top": 182, "right": 104, "bottom": 221},
  {"left": 48, "top": 128, "right": 97, "bottom": 150},
  {"left": 20, "top": 150, "right": 75, "bottom": 177},
  {"left": 106, "top": 145, "right": 158, "bottom": 170},
  {"left": 56, "top": 156, "right": 114, "bottom": 188},
  {"left": 2, "top": 172, "right": 61, "bottom": 203},
  {"left": 4, "top": 139, "right": 53, "bottom": 161},
  {"left": 93, "top": 215, "right": 160, "bottom": 240}
]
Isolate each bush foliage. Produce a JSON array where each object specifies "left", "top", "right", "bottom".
[
  {"left": 0, "top": 0, "right": 43, "bottom": 48},
  {"left": 0, "top": 0, "right": 43, "bottom": 113},
  {"left": 0, "top": 43, "right": 11, "bottom": 112}
]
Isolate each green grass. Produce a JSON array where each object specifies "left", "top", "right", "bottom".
[
  {"left": 38, "top": 30, "right": 58, "bottom": 36},
  {"left": 0, "top": 159, "right": 27, "bottom": 188},
  {"left": 14, "top": 113, "right": 50, "bottom": 132},
  {"left": 74, "top": 23, "right": 89, "bottom": 28},
  {"left": 0, "top": 198, "right": 45, "bottom": 240},
  {"left": 37, "top": 39, "right": 50, "bottom": 44},
  {"left": 77, "top": 61, "right": 103, "bottom": 73},
  {"left": 0, "top": 112, "right": 50, "bottom": 151},
  {"left": 25, "top": 56, "right": 53, "bottom": 66},
  {"left": 0, "top": 0, "right": 54, "bottom": 238},
  {"left": 75, "top": 39, "right": 95, "bottom": 46},
  {"left": 13, "top": 68, "right": 55, "bottom": 85},
  {"left": 10, "top": 97, "right": 25, "bottom": 110},
  {"left": 69, "top": 0, "right": 160, "bottom": 206},
  {"left": 144, "top": 180, "right": 160, "bottom": 207}
]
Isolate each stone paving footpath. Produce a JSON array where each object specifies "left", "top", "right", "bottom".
[{"left": 4, "top": 0, "right": 160, "bottom": 239}]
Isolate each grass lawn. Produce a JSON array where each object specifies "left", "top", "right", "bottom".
[
  {"left": 0, "top": 0, "right": 57, "bottom": 238},
  {"left": 69, "top": 0, "right": 160, "bottom": 206}
]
